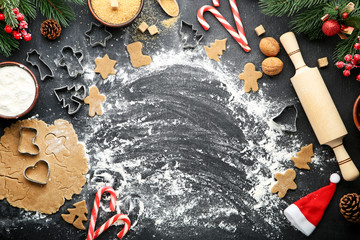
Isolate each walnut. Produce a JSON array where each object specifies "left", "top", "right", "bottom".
[
  {"left": 259, "top": 37, "right": 280, "bottom": 57},
  {"left": 262, "top": 57, "right": 283, "bottom": 76}
]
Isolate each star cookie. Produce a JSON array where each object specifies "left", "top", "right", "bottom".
[{"left": 94, "top": 54, "right": 117, "bottom": 79}]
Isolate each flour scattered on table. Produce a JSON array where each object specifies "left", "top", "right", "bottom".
[{"left": 77, "top": 46, "right": 331, "bottom": 239}]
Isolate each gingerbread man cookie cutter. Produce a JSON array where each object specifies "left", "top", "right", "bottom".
[
  {"left": 54, "top": 85, "right": 86, "bottom": 115},
  {"left": 56, "top": 46, "right": 84, "bottom": 78},
  {"left": 180, "top": 21, "right": 203, "bottom": 49},
  {"left": 23, "top": 159, "right": 50, "bottom": 185},
  {"left": 18, "top": 127, "right": 40, "bottom": 156},
  {"left": 85, "top": 22, "right": 113, "bottom": 47}
]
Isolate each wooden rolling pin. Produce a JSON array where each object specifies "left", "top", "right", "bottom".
[{"left": 280, "top": 32, "right": 359, "bottom": 181}]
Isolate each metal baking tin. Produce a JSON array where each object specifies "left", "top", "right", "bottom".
[
  {"left": 26, "top": 49, "right": 54, "bottom": 81},
  {"left": 272, "top": 104, "right": 298, "bottom": 133},
  {"left": 180, "top": 21, "right": 204, "bottom": 49},
  {"left": 23, "top": 159, "right": 50, "bottom": 185}
]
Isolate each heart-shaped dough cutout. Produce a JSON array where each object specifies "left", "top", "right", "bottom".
[{"left": 24, "top": 160, "right": 50, "bottom": 185}]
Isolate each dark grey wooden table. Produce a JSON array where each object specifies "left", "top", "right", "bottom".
[{"left": 0, "top": 0, "right": 360, "bottom": 239}]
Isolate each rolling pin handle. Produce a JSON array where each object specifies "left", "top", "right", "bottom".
[
  {"left": 332, "top": 143, "right": 359, "bottom": 181},
  {"left": 279, "top": 32, "right": 307, "bottom": 71}
]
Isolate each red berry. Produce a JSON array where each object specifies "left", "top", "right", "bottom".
[
  {"left": 0, "top": 13, "right": 5, "bottom": 21},
  {"left": 13, "top": 31, "right": 21, "bottom": 40},
  {"left": 354, "top": 54, "right": 360, "bottom": 62},
  {"left": 346, "top": 64, "right": 353, "bottom": 70},
  {"left": 358, "top": 36, "right": 360, "bottom": 42},
  {"left": 19, "top": 20, "right": 28, "bottom": 29},
  {"left": 16, "top": 13, "right": 24, "bottom": 21},
  {"left": 351, "top": 60, "right": 357, "bottom": 65},
  {"left": 336, "top": 61, "right": 345, "bottom": 68},
  {"left": 4, "top": 25, "right": 12, "bottom": 33},
  {"left": 355, "top": 43, "right": 360, "bottom": 50},
  {"left": 20, "top": 29, "right": 27, "bottom": 36},
  {"left": 23, "top": 33, "right": 31, "bottom": 41},
  {"left": 345, "top": 54, "right": 352, "bottom": 62},
  {"left": 343, "top": 70, "right": 351, "bottom": 77},
  {"left": 341, "top": 25, "right": 346, "bottom": 31},
  {"left": 357, "top": 74, "right": 360, "bottom": 81},
  {"left": 12, "top": 8, "right": 19, "bottom": 15},
  {"left": 342, "top": 12, "right": 349, "bottom": 19}
]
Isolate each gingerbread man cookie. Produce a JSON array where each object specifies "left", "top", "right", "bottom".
[
  {"left": 84, "top": 86, "right": 106, "bottom": 117},
  {"left": 238, "top": 63, "right": 263, "bottom": 93},
  {"left": 271, "top": 169, "right": 297, "bottom": 198}
]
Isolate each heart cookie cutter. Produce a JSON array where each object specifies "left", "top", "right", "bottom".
[
  {"left": 272, "top": 104, "right": 298, "bottom": 132},
  {"left": 54, "top": 85, "right": 86, "bottom": 115},
  {"left": 23, "top": 159, "right": 50, "bottom": 185},
  {"left": 18, "top": 127, "right": 40, "bottom": 156},
  {"left": 85, "top": 22, "right": 113, "bottom": 47}
]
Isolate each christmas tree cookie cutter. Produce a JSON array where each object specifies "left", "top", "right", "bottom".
[
  {"left": 23, "top": 159, "right": 50, "bottom": 185},
  {"left": 26, "top": 49, "right": 54, "bottom": 81},
  {"left": 56, "top": 46, "right": 84, "bottom": 78},
  {"left": 85, "top": 22, "right": 113, "bottom": 47},
  {"left": 180, "top": 21, "right": 203, "bottom": 49},
  {"left": 272, "top": 104, "right": 298, "bottom": 132},
  {"left": 18, "top": 127, "right": 40, "bottom": 156},
  {"left": 54, "top": 85, "right": 86, "bottom": 115}
]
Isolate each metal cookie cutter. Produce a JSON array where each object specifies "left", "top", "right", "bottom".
[
  {"left": 180, "top": 21, "right": 203, "bottom": 49},
  {"left": 272, "top": 105, "right": 298, "bottom": 132},
  {"left": 18, "top": 127, "right": 40, "bottom": 156},
  {"left": 24, "top": 160, "right": 50, "bottom": 185},
  {"left": 85, "top": 22, "right": 113, "bottom": 47},
  {"left": 56, "top": 46, "right": 84, "bottom": 78},
  {"left": 26, "top": 49, "right": 54, "bottom": 81},
  {"left": 54, "top": 85, "right": 86, "bottom": 115}
]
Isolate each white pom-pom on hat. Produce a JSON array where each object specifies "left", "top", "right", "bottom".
[{"left": 330, "top": 173, "right": 341, "bottom": 184}]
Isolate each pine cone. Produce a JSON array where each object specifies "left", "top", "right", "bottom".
[
  {"left": 40, "top": 19, "right": 61, "bottom": 40},
  {"left": 339, "top": 193, "right": 360, "bottom": 223}
]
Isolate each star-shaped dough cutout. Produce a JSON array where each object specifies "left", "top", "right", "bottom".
[
  {"left": 84, "top": 86, "right": 106, "bottom": 117},
  {"left": 94, "top": 54, "right": 117, "bottom": 79},
  {"left": 238, "top": 63, "right": 263, "bottom": 93},
  {"left": 271, "top": 169, "right": 297, "bottom": 198}
]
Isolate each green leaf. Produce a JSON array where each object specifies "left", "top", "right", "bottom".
[{"left": 344, "top": 16, "right": 360, "bottom": 29}]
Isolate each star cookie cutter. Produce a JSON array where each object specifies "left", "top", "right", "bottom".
[
  {"left": 180, "top": 21, "right": 203, "bottom": 49},
  {"left": 272, "top": 105, "right": 298, "bottom": 132},
  {"left": 26, "top": 49, "right": 54, "bottom": 81},
  {"left": 23, "top": 160, "right": 50, "bottom": 185},
  {"left": 18, "top": 127, "right": 40, "bottom": 156},
  {"left": 54, "top": 85, "right": 86, "bottom": 115},
  {"left": 85, "top": 22, "right": 113, "bottom": 47},
  {"left": 56, "top": 46, "right": 84, "bottom": 78}
]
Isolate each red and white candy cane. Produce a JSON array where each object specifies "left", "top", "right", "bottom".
[
  {"left": 197, "top": 4, "right": 250, "bottom": 52},
  {"left": 93, "top": 214, "right": 131, "bottom": 239},
  {"left": 87, "top": 186, "right": 119, "bottom": 240},
  {"left": 212, "top": 0, "right": 220, "bottom": 7}
]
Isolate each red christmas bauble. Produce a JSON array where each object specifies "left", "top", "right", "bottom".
[
  {"left": 0, "top": 13, "right": 4, "bottom": 21},
  {"left": 322, "top": 19, "right": 341, "bottom": 36}
]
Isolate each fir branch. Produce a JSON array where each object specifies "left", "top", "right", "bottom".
[
  {"left": 0, "top": 0, "right": 19, "bottom": 27},
  {"left": 290, "top": 6, "right": 325, "bottom": 40},
  {"left": 64, "top": 0, "right": 85, "bottom": 4},
  {"left": 19, "top": 0, "right": 37, "bottom": 20},
  {"left": 0, "top": 22, "right": 19, "bottom": 57},
  {"left": 35, "top": 0, "right": 83, "bottom": 27},
  {"left": 333, "top": 29, "right": 360, "bottom": 62},
  {"left": 259, "top": 0, "right": 329, "bottom": 17}
]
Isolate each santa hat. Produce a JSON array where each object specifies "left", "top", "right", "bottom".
[{"left": 284, "top": 173, "right": 340, "bottom": 236}]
